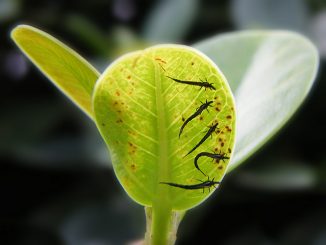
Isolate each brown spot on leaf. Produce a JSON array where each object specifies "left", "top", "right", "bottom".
[
  {"left": 199, "top": 116, "right": 203, "bottom": 121},
  {"left": 127, "top": 75, "right": 131, "bottom": 79},
  {"left": 155, "top": 57, "right": 167, "bottom": 64},
  {"left": 221, "top": 142, "right": 225, "bottom": 147},
  {"left": 127, "top": 130, "right": 135, "bottom": 136},
  {"left": 191, "top": 61, "right": 194, "bottom": 66},
  {"left": 132, "top": 56, "right": 140, "bottom": 68},
  {"left": 225, "top": 126, "right": 232, "bottom": 132},
  {"left": 128, "top": 142, "right": 137, "bottom": 154},
  {"left": 215, "top": 107, "right": 220, "bottom": 112},
  {"left": 116, "top": 90, "right": 120, "bottom": 96},
  {"left": 116, "top": 119, "right": 123, "bottom": 123},
  {"left": 226, "top": 115, "right": 232, "bottom": 119},
  {"left": 131, "top": 163, "right": 136, "bottom": 171},
  {"left": 101, "top": 123, "right": 105, "bottom": 126},
  {"left": 228, "top": 148, "right": 231, "bottom": 153},
  {"left": 218, "top": 166, "right": 223, "bottom": 170}
]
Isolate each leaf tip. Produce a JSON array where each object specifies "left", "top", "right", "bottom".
[
  {"left": 11, "top": 24, "right": 25, "bottom": 35},
  {"left": 10, "top": 25, "right": 21, "bottom": 41}
]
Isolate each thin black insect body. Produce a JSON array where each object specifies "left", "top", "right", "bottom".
[
  {"left": 179, "top": 100, "right": 214, "bottom": 138},
  {"left": 184, "top": 122, "right": 219, "bottom": 157},
  {"left": 160, "top": 177, "right": 220, "bottom": 193},
  {"left": 194, "top": 152, "right": 230, "bottom": 176},
  {"left": 166, "top": 76, "right": 216, "bottom": 90}
]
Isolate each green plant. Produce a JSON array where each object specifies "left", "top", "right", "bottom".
[{"left": 11, "top": 25, "right": 318, "bottom": 245}]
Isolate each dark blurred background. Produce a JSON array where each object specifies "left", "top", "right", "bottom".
[{"left": 0, "top": 0, "right": 325, "bottom": 244}]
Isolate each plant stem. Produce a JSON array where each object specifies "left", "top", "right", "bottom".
[{"left": 145, "top": 206, "right": 185, "bottom": 245}]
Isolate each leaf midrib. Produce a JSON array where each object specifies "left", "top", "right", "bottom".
[{"left": 153, "top": 59, "right": 171, "bottom": 202}]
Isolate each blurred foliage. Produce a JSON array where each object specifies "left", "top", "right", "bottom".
[
  {"left": 0, "top": 0, "right": 325, "bottom": 244},
  {"left": 231, "top": 0, "right": 309, "bottom": 31}
]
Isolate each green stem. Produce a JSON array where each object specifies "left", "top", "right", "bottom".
[{"left": 145, "top": 206, "right": 185, "bottom": 245}]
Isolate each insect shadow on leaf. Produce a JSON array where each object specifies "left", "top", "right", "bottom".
[
  {"left": 166, "top": 75, "right": 216, "bottom": 90},
  {"left": 184, "top": 122, "right": 219, "bottom": 157},
  {"left": 179, "top": 100, "right": 214, "bottom": 138},
  {"left": 194, "top": 151, "right": 229, "bottom": 176},
  {"left": 160, "top": 177, "right": 220, "bottom": 193}
]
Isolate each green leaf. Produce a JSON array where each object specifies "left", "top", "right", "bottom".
[
  {"left": 194, "top": 30, "right": 319, "bottom": 172},
  {"left": 93, "top": 44, "right": 236, "bottom": 244},
  {"left": 93, "top": 45, "right": 236, "bottom": 207},
  {"left": 11, "top": 25, "right": 100, "bottom": 119}
]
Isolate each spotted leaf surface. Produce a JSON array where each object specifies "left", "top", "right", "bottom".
[{"left": 93, "top": 45, "right": 236, "bottom": 210}]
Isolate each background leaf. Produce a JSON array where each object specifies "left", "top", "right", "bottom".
[
  {"left": 93, "top": 45, "right": 236, "bottom": 210},
  {"left": 231, "top": 0, "right": 309, "bottom": 31},
  {"left": 11, "top": 25, "right": 100, "bottom": 118},
  {"left": 142, "top": 0, "right": 199, "bottom": 43},
  {"left": 194, "top": 30, "right": 319, "bottom": 171}
]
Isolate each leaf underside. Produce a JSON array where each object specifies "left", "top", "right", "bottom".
[{"left": 93, "top": 45, "right": 236, "bottom": 210}]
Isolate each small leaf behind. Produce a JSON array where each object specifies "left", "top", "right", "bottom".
[{"left": 11, "top": 25, "right": 100, "bottom": 118}]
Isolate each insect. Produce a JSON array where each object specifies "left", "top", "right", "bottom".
[
  {"left": 179, "top": 100, "right": 214, "bottom": 138},
  {"left": 166, "top": 76, "right": 216, "bottom": 90},
  {"left": 184, "top": 122, "right": 219, "bottom": 157},
  {"left": 160, "top": 177, "right": 220, "bottom": 193},
  {"left": 194, "top": 152, "right": 230, "bottom": 176}
]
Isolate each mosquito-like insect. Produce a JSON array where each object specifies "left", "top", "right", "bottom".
[
  {"left": 184, "top": 122, "right": 219, "bottom": 157},
  {"left": 160, "top": 177, "right": 220, "bottom": 193},
  {"left": 194, "top": 151, "right": 229, "bottom": 176},
  {"left": 166, "top": 76, "right": 216, "bottom": 90},
  {"left": 179, "top": 100, "right": 214, "bottom": 138}
]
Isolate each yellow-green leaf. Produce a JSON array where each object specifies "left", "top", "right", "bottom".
[
  {"left": 93, "top": 44, "right": 236, "bottom": 210},
  {"left": 11, "top": 25, "right": 100, "bottom": 118}
]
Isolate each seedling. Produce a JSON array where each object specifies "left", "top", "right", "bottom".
[{"left": 11, "top": 25, "right": 318, "bottom": 245}]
